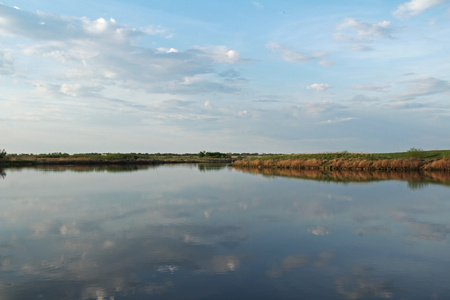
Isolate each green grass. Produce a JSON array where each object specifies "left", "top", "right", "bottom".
[
  {"left": 0, "top": 152, "right": 232, "bottom": 166},
  {"left": 2, "top": 149, "right": 450, "bottom": 167},
  {"left": 244, "top": 149, "right": 450, "bottom": 161}
]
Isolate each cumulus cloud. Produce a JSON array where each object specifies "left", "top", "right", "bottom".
[
  {"left": 307, "top": 83, "right": 331, "bottom": 91},
  {"left": 395, "top": 77, "right": 450, "bottom": 101},
  {"left": 0, "top": 3, "right": 246, "bottom": 96},
  {"left": 0, "top": 5, "right": 143, "bottom": 43},
  {"left": 266, "top": 42, "right": 328, "bottom": 65},
  {"left": 393, "top": 0, "right": 449, "bottom": 18},
  {"left": 334, "top": 18, "right": 396, "bottom": 51}
]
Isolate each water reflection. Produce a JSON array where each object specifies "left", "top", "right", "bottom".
[
  {"left": 233, "top": 166, "right": 450, "bottom": 188},
  {"left": 1, "top": 165, "right": 449, "bottom": 299},
  {"left": 335, "top": 266, "right": 395, "bottom": 299},
  {"left": 5, "top": 164, "right": 156, "bottom": 173},
  {"left": 198, "top": 164, "right": 229, "bottom": 172}
]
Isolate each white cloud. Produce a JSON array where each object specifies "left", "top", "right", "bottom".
[
  {"left": 238, "top": 110, "right": 248, "bottom": 117},
  {"left": 143, "top": 25, "right": 173, "bottom": 38},
  {"left": 0, "top": 3, "right": 247, "bottom": 96},
  {"left": 393, "top": 0, "right": 449, "bottom": 18},
  {"left": 31, "top": 81, "right": 102, "bottom": 98},
  {"left": 318, "top": 117, "right": 356, "bottom": 125},
  {"left": 194, "top": 46, "right": 244, "bottom": 64},
  {"left": 60, "top": 83, "right": 82, "bottom": 97},
  {"left": 395, "top": 77, "right": 450, "bottom": 101},
  {"left": 336, "top": 18, "right": 394, "bottom": 40},
  {"left": 266, "top": 42, "right": 328, "bottom": 64},
  {"left": 156, "top": 47, "right": 179, "bottom": 53},
  {"left": 59, "top": 83, "right": 101, "bottom": 97},
  {"left": 307, "top": 83, "right": 330, "bottom": 92},
  {"left": 334, "top": 18, "right": 396, "bottom": 51}
]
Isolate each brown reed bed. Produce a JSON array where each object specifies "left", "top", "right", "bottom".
[
  {"left": 232, "top": 166, "right": 450, "bottom": 186},
  {"left": 232, "top": 158, "right": 450, "bottom": 171}
]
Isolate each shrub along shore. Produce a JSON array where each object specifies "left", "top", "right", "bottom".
[
  {"left": 1, "top": 149, "right": 450, "bottom": 171},
  {"left": 0, "top": 152, "right": 233, "bottom": 167},
  {"left": 232, "top": 149, "right": 450, "bottom": 171}
]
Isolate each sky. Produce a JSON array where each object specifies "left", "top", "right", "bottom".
[{"left": 1, "top": 0, "right": 450, "bottom": 154}]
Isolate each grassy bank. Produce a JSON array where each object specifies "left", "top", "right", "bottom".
[
  {"left": 2, "top": 149, "right": 450, "bottom": 171},
  {"left": 0, "top": 152, "right": 233, "bottom": 167},
  {"left": 232, "top": 149, "right": 450, "bottom": 171}
]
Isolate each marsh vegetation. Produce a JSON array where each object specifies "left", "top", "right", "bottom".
[
  {"left": 0, "top": 152, "right": 233, "bottom": 166},
  {"left": 232, "top": 149, "right": 450, "bottom": 171},
  {"left": 2, "top": 149, "right": 450, "bottom": 171}
]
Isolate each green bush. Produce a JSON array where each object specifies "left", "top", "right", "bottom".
[{"left": 407, "top": 147, "right": 425, "bottom": 159}]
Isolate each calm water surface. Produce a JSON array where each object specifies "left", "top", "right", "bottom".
[{"left": 1, "top": 165, "right": 450, "bottom": 299}]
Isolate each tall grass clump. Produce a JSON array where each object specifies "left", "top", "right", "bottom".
[{"left": 407, "top": 147, "right": 426, "bottom": 159}]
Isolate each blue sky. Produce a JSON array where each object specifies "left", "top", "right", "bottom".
[{"left": 1, "top": 0, "right": 449, "bottom": 154}]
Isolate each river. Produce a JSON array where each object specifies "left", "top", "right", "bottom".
[{"left": 1, "top": 164, "right": 449, "bottom": 299}]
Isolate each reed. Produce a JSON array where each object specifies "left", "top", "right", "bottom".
[{"left": 232, "top": 157, "right": 450, "bottom": 171}]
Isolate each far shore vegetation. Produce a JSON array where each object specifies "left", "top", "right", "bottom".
[
  {"left": 0, "top": 150, "right": 236, "bottom": 166},
  {"left": 1, "top": 148, "right": 450, "bottom": 171},
  {"left": 232, "top": 148, "right": 450, "bottom": 171}
]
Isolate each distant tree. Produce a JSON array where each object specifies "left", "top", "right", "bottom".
[
  {"left": 198, "top": 151, "right": 206, "bottom": 158},
  {"left": 0, "top": 149, "right": 6, "bottom": 160}
]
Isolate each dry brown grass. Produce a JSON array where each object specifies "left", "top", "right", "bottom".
[
  {"left": 232, "top": 157, "right": 450, "bottom": 171},
  {"left": 423, "top": 159, "right": 450, "bottom": 170}
]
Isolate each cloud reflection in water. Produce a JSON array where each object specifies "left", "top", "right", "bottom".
[{"left": 0, "top": 165, "right": 449, "bottom": 299}]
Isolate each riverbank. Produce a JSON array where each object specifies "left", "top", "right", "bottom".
[
  {"left": 0, "top": 153, "right": 233, "bottom": 167},
  {"left": 232, "top": 150, "right": 450, "bottom": 171},
  {"left": 2, "top": 150, "right": 450, "bottom": 171}
]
